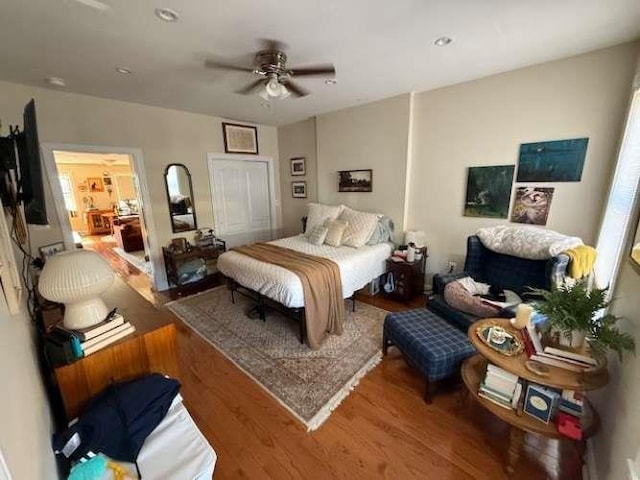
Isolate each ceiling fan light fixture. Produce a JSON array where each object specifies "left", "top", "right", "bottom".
[
  {"left": 260, "top": 76, "right": 290, "bottom": 99},
  {"left": 154, "top": 7, "right": 179, "bottom": 22},
  {"left": 434, "top": 36, "right": 453, "bottom": 46}
]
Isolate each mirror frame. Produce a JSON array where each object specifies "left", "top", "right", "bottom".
[{"left": 164, "top": 163, "right": 198, "bottom": 233}]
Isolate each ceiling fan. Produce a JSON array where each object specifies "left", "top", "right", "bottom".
[{"left": 205, "top": 40, "right": 336, "bottom": 100}]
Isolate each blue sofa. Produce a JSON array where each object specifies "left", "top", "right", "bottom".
[{"left": 428, "top": 235, "right": 569, "bottom": 332}]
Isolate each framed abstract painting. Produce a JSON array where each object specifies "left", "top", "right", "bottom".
[{"left": 464, "top": 165, "right": 515, "bottom": 218}]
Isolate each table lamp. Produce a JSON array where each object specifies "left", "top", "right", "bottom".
[{"left": 38, "top": 250, "right": 115, "bottom": 329}]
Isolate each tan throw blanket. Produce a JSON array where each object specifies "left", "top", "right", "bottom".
[{"left": 233, "top": 243, "right": 345, "bottom": 349}]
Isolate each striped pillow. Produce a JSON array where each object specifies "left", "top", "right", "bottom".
[{"left": 307, "top": 225, "right": 329, "bottom": 245}]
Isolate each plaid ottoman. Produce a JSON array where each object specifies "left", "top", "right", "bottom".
[{"left": 383, "top": 308, "right": 476, "bottom": 403}]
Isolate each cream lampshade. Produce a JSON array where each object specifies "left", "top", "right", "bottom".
[
  {"left": 404, "top": 230, "right": 426, "bottom": 248},
  {"left": 38, "top": 250, "right": 115, "bottom": 330}
]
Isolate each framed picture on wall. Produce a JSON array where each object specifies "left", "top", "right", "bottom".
[
  {"left": 338, "top": 169, "right": 372, "bottom": 192},
  {"left": 291, "top": 157, "right": 306, "bottom": 176},
  {"left": 292, "top": 181, "right": 307, "bottom": 198},
  {"left": 87, "top": 177, "right": 104, "bottom": 192},
  {"left": 222, "top": 122, "right": 259, "bottom": 154}
]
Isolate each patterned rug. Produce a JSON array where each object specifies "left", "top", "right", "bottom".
[{"left": 166, "top": 286, "right": 388, "bottom": 430}]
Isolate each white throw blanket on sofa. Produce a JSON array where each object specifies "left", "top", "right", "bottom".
[{"left": 476, "top": 225, "right": 582, "bottom": 260}]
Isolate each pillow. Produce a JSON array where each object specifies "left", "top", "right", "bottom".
[
  {"left": 443, "top": 281, "right": 501, "bottom": 318},
  {"left": 307, "top": 225, "right": 328, "bottom": 246},
  {"left": 305, "top": 203, "right": 344, "bottom": 237},
  {"left": 366, "top": 216, "right": 394, "bottom": 245},
  {"left": 338, "top": 207, "right": 382, "bottom": 248},
  {"left": 324, "top": 219, "right": 348, "bottom": 247}
]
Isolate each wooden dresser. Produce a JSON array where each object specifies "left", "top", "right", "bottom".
[{"left": 40, "top": 276, "right": 178, "bottom": 421}]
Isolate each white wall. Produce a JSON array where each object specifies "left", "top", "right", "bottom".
[
  {"left": 316, "top": 94, "right": 411, "bottom": 241},
  {"left": 591, "top": 259, "right": 640, "bottom": 480},
  {"left": 406, "top": 42, "right": 639, "bottom": 276},
  {"left": 278, "top": 118, "right": 317, "bottom": 236},
  {"left": 0, "top": 288, "right": 57, "bottom": 478},
  {"left": 0, "top": 80, "right": 280, "bottom": 289}
]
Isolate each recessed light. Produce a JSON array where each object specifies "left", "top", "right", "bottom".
[
  {"left": 434, "top": 36, "right": 453, "bottom": 47},
  {"left": 154, "top": 7, "right": 179, "bottom": 22},
  {"left": 325, "top": 79, "right": 337, "bottom": 85},
  {"left": 116, "top": 67, "right": 132, "bottom": 74},
  {"left": 46, "top": 77, "right": 66, "bottom": 87},
  {"left": 260, "top": 102, "right": 271, "bottom": 109}
]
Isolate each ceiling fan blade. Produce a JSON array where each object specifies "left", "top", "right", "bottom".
[
  {"left": 236, "top": 78, "right": 267, "bottom": 95},
  {"left": 289, "top": 64, "right": 336, "bottom": 77},
  {"left": 282, "top": 79, "right": 309, "bottom": 98},
  {"left": 69, "top": 0, "right": 110, "bottom": 10},
  {"left": 204, "top": 59, "right": 255, "bottom": 73},
  {"left": 259, "top": 39, "right": 287, "bottom": 52}
]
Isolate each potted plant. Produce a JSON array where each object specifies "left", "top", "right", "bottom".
[{"left": 532, "top": 279, "right": 635, "bottom": 361}]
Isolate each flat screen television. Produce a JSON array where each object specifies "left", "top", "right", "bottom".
[{"left": 16, "top": 99, "right": 48, "bottom": 225}]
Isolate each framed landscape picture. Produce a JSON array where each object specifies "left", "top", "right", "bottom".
[
  {"left": 338, "top": 169, "right": 372, "bottom": 192},
  {"left": 511, "top": 187, "right": 554, "bottom": 225},
  {"left": 292, "top": 181, "right": 307, "bottom": 198},
  {"left": 222, "top": 122, "right": 259, "bottom": 154},
  {"left": 291, "top": 157, "right": 306, "bottom": 176},
  {"left": 517, "top": 138, "right": 588, "bottom": 182},
  {"left": 464, "top": 165, "right": 515, "bottom": 218}
]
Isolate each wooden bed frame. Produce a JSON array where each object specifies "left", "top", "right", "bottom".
[{"left": 225, "top": 278, "right": 356, "bottom": 345}]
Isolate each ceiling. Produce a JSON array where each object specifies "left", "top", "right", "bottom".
[
  {"left": 1, "top": 0, "right": 639, "bottom": 126},
  {"left": 54, "top": 151, "right": 132, "bottom": 166}
]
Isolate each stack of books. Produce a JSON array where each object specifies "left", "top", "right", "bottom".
[
  {"left": 54, "top": 314, "right": 136, "bottom": 357},
  {"left": 556, "top": 389, "right": 584, "bottom": 440},
  {"left": 521, "top": 321, "right": 598, "bottom": 372},
  {"left": 478, "top": 364, "right": 523, "bottom": 410}
]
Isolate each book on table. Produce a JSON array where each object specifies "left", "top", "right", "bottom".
[
  {"left": 55, "top": 314, "right": 126, "bottom": 341},
  {"left": 54, "top": 314, "right": 136, "bottom": 356},
  {"left": 82, "top": 324, "right": 136, "bottom": 356},
  {"left": 479, "top": 364, "right": 523, "bottom": 410},
  {"left": 522, "top": 323, "right": 595, "bottom": 372}
]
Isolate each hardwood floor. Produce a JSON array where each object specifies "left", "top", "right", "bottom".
[{"left": 85, "top": 237, "right": 577, "bottom": 479}]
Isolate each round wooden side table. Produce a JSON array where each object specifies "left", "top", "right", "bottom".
[{"left": 461, "top": 318, "right": 608, "bottom": 477}]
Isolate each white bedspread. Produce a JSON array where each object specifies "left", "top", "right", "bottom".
[{"left": 217, "top": 235, "right": 393, "bottom": 308}]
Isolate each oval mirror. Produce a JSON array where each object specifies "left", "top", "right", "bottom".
[{"left": 164, "top": 164, "right": 197, "bottom": 233}]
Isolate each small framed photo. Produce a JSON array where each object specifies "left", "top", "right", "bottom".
[
  {"left": 338, "top": 169, "right": 373, "bottom": 192},
  {"left": 87, "top": 177, "right": 104, "bottom": 192},
  {"left": 290, "top": 157, "right": 306, "bottom": 176},
  {"left": 103, "top": 176, "right": 113, "bottom": 187},
  {"left": 292, "top": 181, "right": 307, "bottom": 198},
  {"left": 170, "top": 237, "right": 188, "bottom": 253},
  {"left": 39, "top": 242, "right": 65, "bottom": 262},
  {"left": 222, "top": 122, "right": 259, "bottom": 154}
]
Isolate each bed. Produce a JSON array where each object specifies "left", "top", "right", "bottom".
[{"left": 217, "top": 234, "right": 393, "bottom": 309}]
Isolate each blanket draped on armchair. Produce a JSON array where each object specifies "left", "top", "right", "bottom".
[{"left": 232, "top": 243, "right": 345, "bottom": 349}]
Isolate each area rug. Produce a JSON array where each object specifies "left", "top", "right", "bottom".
[
  {"left": 112, "top": 247, "right": 152, "bottom": 276},
  {"left": 166, "top": 286, "right": 388, "bottom": 430}
]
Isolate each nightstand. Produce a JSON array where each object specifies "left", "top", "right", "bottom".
[{"left": 384, "top": 247, "right": 427, "bottom": 302}]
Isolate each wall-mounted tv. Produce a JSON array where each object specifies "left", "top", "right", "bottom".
[{"left": 15, "top": 99, "right": 48, "bottom": 225}]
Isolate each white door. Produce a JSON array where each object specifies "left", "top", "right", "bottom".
[{"left": 211, "top": 159, "right": 272, "bottom": 247}]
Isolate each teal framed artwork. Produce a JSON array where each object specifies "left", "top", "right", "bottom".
[
  {"left": 464, "top": 165, "right": 515, "bottom": 219},
  {"left": 517, "top": 138, "right": 588, "bottom": 182}
]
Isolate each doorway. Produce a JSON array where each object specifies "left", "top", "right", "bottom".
[
  {"left": 41, "top": 144, "right": 162, "bottom": 289},
  {"left": 208, "top": 153, "right": 277, "bottom": 248}
]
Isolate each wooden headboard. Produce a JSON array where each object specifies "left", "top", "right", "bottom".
[{"left": 54, "top": 323, "right": 180, "bottom": 420}]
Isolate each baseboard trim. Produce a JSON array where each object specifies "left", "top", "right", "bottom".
[{"left": 584, "top": 438, "right": 599, "bottom": 480}]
